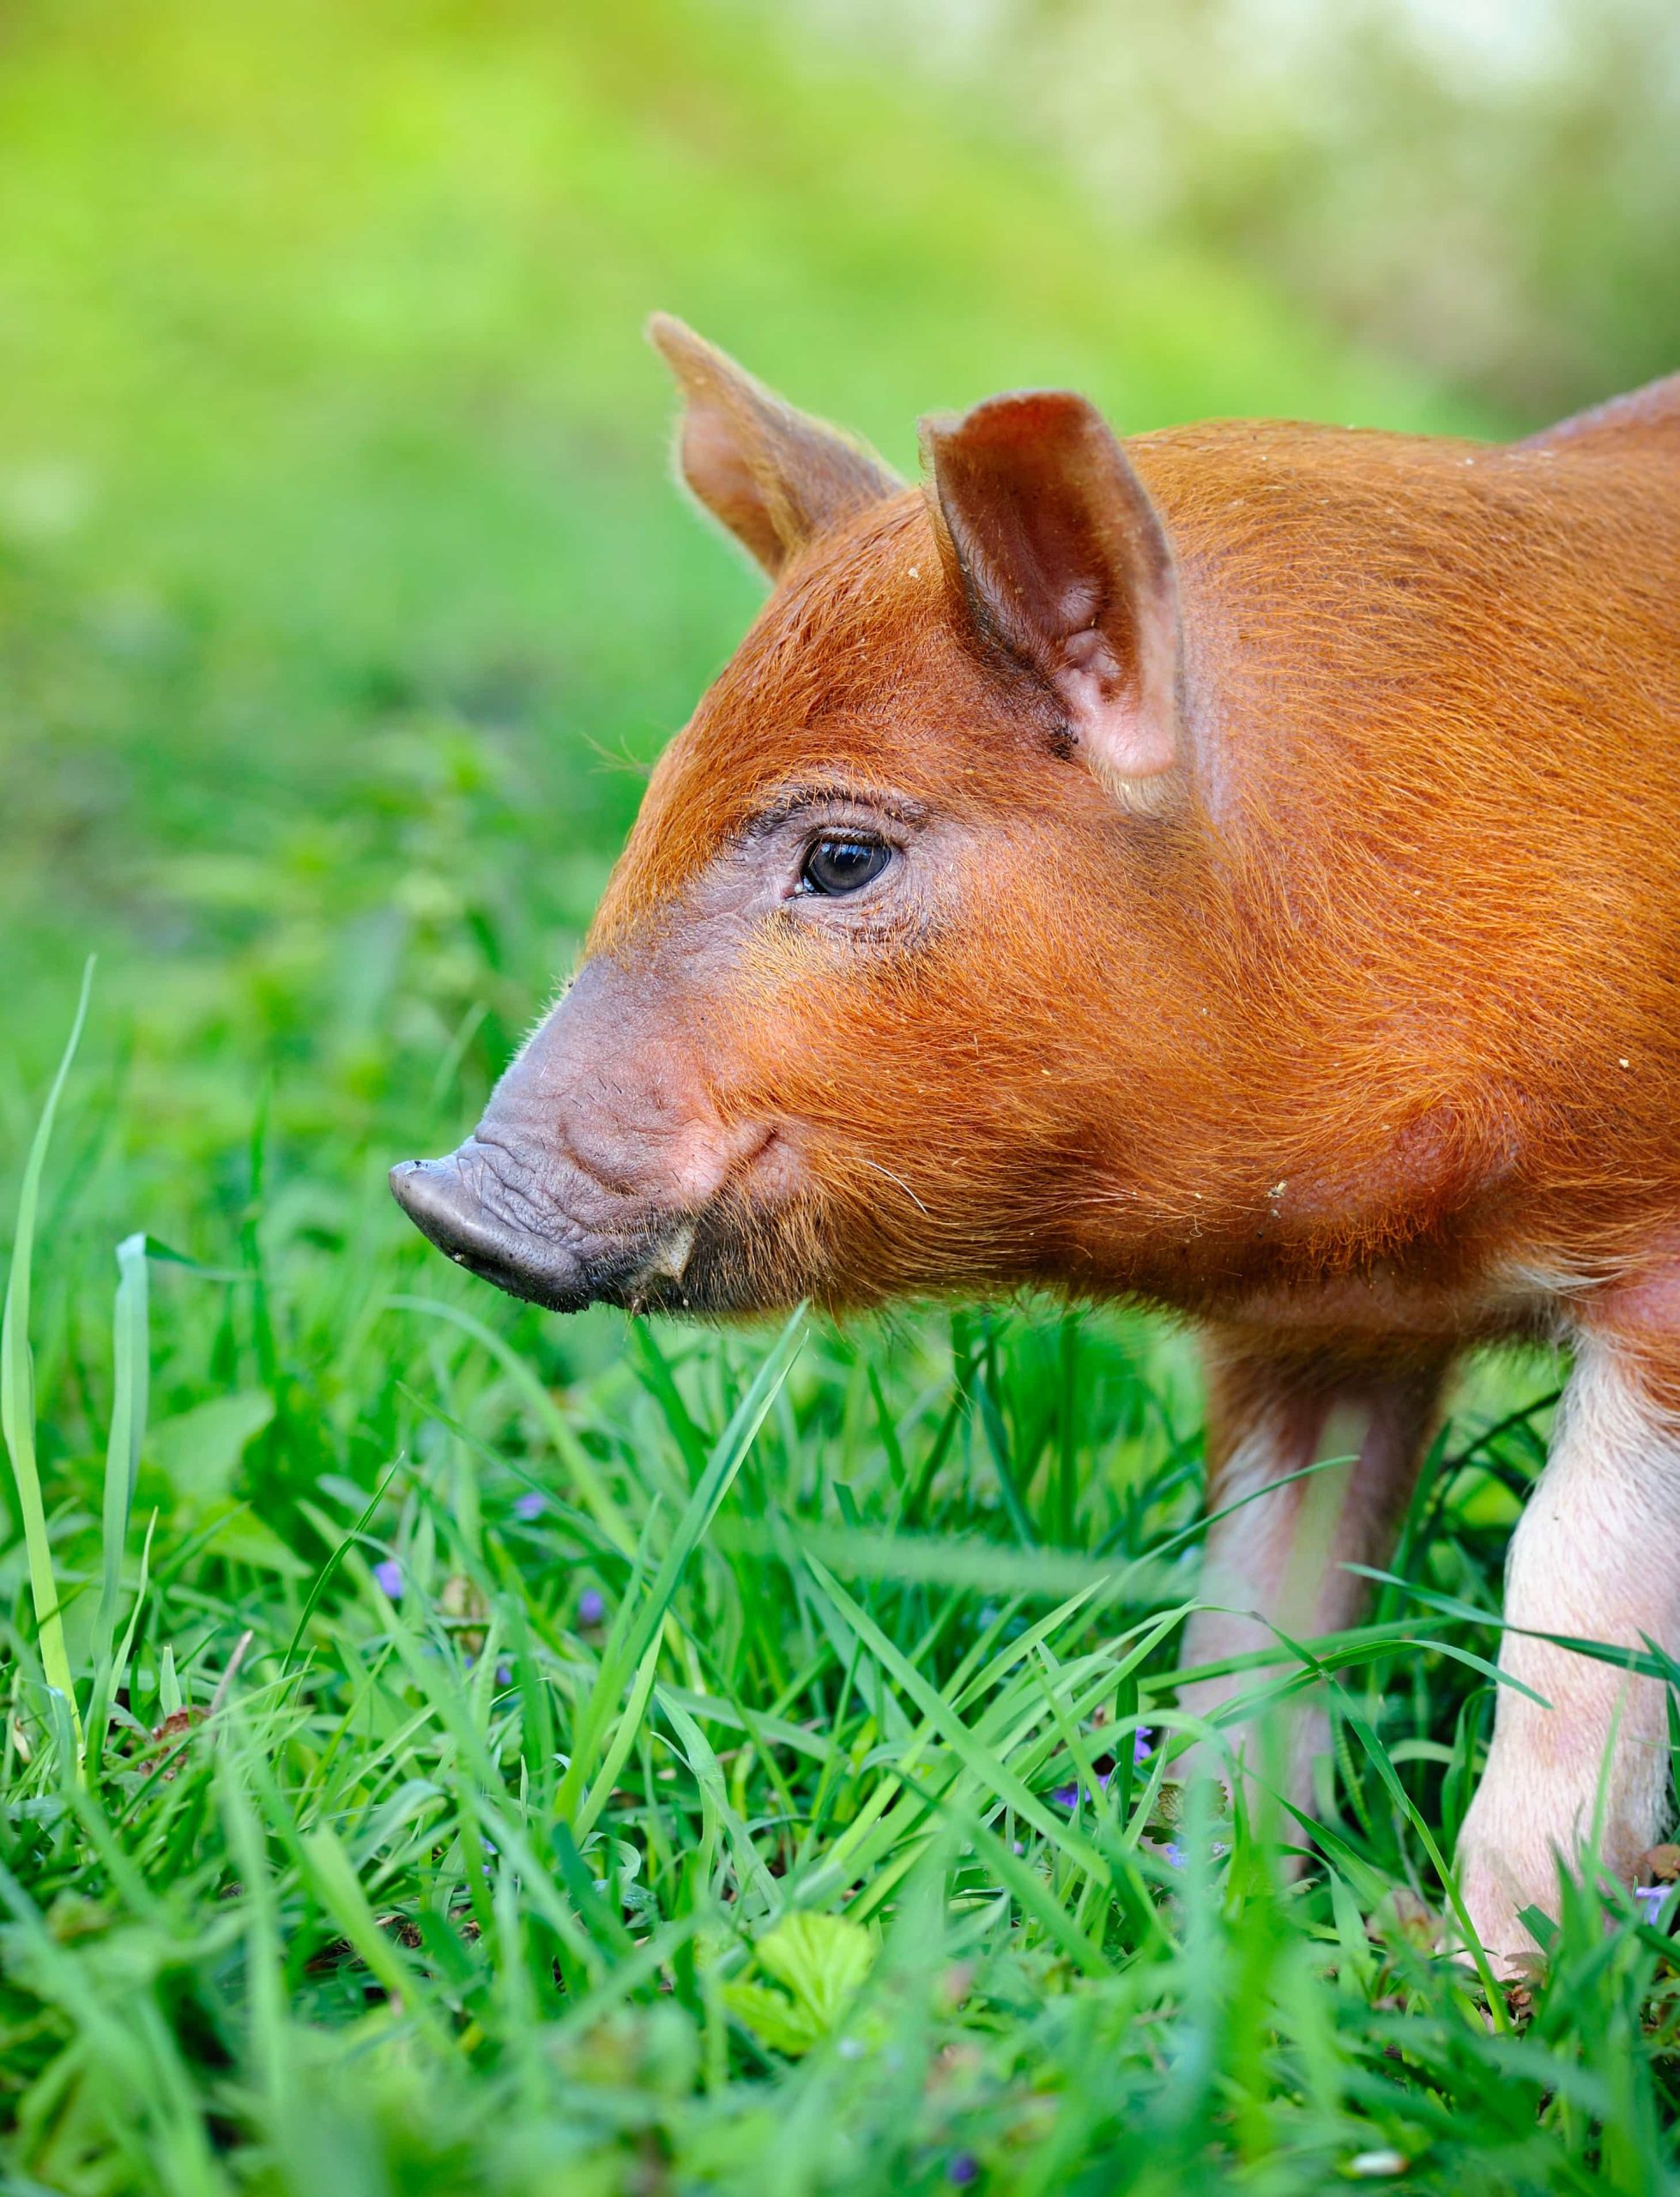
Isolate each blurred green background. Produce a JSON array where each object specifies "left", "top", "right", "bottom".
[{"left": 4, "top": 0, "right": 1676, "bottom": 1377}]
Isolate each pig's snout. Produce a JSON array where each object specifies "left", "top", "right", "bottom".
[
  {"left": 390, "top": 1115, "right": 773, "bottom": 1315},
  {"left": 390, "top": 1139, "right": 611, "bottom": 1312},
  {"left": 390, "top": 955, "right": 787, "bottom": 1313}
]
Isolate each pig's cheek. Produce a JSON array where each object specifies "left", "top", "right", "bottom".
[
  {"left": 633, "top": 1091, "right": 781, "bottom": 1213},
  {"left": 703, "top": 929, "right": 959, "bottom": 1159},
  {"left": 728, "top": 1127, "right": 809, "bottom": 1211}
]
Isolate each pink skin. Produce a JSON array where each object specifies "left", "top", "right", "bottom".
[
  {"left": 1177, "top": 1342, "right": 1449, "bottom": 1824},
  {"left": 1456, "top": 1304, "right": 1680, "bottom": 1970}
]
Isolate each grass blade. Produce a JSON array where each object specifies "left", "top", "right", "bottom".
[
  {"left": 98, "top": 1232, "right": 149, "bottom": 1642},
  {"left": 556, "top": 1306, "right": 807, "bottom": 1823},
  {"left": 1, "top": 960, "right": 94, "bottom": 1750}
]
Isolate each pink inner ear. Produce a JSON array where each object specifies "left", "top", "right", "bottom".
[
  {"left": 680, "top": 402, "right": 788, "bottom": 574},
  {"left": 922, "top": 390, "right": 1184, "bottom": 806},
  {"left": 1055, "top": 666, "right": 1179, "bottom": 784},
  {"left": 1054, "top": 627, "right": 1179, "bottom": 787},
  {"left": 652, "top": 312, "right": 904, "bottom": 579}
]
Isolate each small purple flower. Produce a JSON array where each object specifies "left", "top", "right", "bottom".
[
  {"left": 577, "top": 1587, "right": 606, "bottom": 1626},
  {"left": 1163, "top": 1840, "right": 1186, "bottom": 1869},
  {"left": 1054, "top": 1765, "right": 1117, "bottom": 1811},
  {"left": 1133, "top": 1726, "right": 1154, "bottom": 1764},
  {"left": 372, "top": 1558, "right": 403, "bottom": 1599},
  {"left": 948, "top": 2156, "right": 979, "bottom": 2188},
  {"left": 495, "top": 1662, "right": 513, "bottom": 1686},
  {"left": 1635, "top": 1884, "right": 1668, "bottom": 1925},
  {"left": 513, "top": 1491, "right": 546, "bottom": 1521}
]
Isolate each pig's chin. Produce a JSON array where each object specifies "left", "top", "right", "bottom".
[
  {"left": 560, "top": 1205, "right": 869, "bottom": 1324},
  {"left": 486, "top": 1211, "right": 824, "bottom": 1322},
  {"left": 610, "top": 1197, "right": 829, "bottom": 1320}
]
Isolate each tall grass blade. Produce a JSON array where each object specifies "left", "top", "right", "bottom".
[
  {"left": 85, "top": 1231, "right": 151, "bottom": 1769},
  {"left": 99, "top": 1232, "right": 149, "bottom": 1641},
  {"left": 1, "top": 959, "right": 94, "bottom": 1750}
]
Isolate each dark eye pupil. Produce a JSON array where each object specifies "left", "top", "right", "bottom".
[{"left": 802, "top": 838, "right": 890, "bottom": 896}]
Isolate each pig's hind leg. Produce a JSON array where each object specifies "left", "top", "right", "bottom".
[
  {"left": 1457, "top": 1326, "right": 1680, "bottom": 1971},
  {"left": 1175, "top": 1335, "right": 1453, "bottom": 1823}
]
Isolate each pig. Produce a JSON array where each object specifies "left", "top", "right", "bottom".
[{"left": 391, "top": 315, "right": 1680, "bottom": 1970}]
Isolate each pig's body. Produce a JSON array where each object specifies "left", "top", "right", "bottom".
[{"left": 393, "top": 323, "right": 1680, "bottom": 1970}]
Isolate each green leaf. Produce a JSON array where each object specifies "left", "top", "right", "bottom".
[
  {"left": 723, "top": 1910, "right": 879, "bottom": 2057},
  {"left": 756, "top": 1909, "right": 879, "bottom": 2023},
  {"left": 149, "top": 1391, "right": 275, "bottom": 1509},
  {"left": 722, "top": 1979, "right": 828, "bottom": 2058}
]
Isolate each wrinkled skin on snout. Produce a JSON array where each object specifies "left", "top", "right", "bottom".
[{"left": 390, "top": 948, "right": 776, "bottom": 1315}]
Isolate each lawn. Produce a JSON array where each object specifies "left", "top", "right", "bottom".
[{"left": 4, "top": 3, "right": 1677, "bottom": 2191}]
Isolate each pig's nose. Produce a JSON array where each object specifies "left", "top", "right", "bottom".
[
  {"left": 389, "top": 1148, "right": 585, "bottom": 1310},
  {"left": 389, "top": 1151, "right": 514, "bottom": 1270}
]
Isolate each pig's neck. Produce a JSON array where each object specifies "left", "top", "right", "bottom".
[{"left": 1064, "top": 833, "right": 1548, "bottom": 1339}]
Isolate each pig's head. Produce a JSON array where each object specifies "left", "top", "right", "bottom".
[{"left": 391, "top": 316, "right": 1221, "bottom": 1316}]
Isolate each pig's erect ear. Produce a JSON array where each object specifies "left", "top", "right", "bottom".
[
  {"left": 647, "top": 313, "right": 902, "bottom": 578},
  {"left": 921, "top": 391, "right": 1182, "bottom": 809}
]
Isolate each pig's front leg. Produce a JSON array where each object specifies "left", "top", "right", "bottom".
[
  {"left": 1176, "top": 1335, "right": 1452, "bottom": 1807},
  {"left": 1457, "top": 1331, "right": 1680, "bottom": 1971}
]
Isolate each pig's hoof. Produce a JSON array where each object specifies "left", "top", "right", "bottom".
[{"left": 1454, "top": 1854, "right": 1556, "bottom": 1981}]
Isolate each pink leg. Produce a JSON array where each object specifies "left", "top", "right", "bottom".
[
  {"left": 1458, "top": 1331, "right": 1680, "bottom": 1970},
  {"left": 1177, "top": 1336, "right": 1452, "bottom": 1804}
]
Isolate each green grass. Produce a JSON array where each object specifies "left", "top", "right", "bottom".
[
  {"left": 8, "top": 1046, "right": 1680, "bottom": 2197},
  {"left": 4, "top": 3, "right": 1679, "bottom": 2191}
]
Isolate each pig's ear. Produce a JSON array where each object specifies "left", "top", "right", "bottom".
[
  {"left": 648, "top": 313, "right": 902, "bottom": 578},
  {"left": 921, "top": 391, "right": 1182, "bottom": 810}
]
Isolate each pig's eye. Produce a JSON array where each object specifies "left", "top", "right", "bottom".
[{"left": 799, "top": 836, "right": 891, "bottom": 897}]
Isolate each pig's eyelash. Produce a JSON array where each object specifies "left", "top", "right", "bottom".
[{"left": 739, "top": 785, "right": 928, "bottom": 839}]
